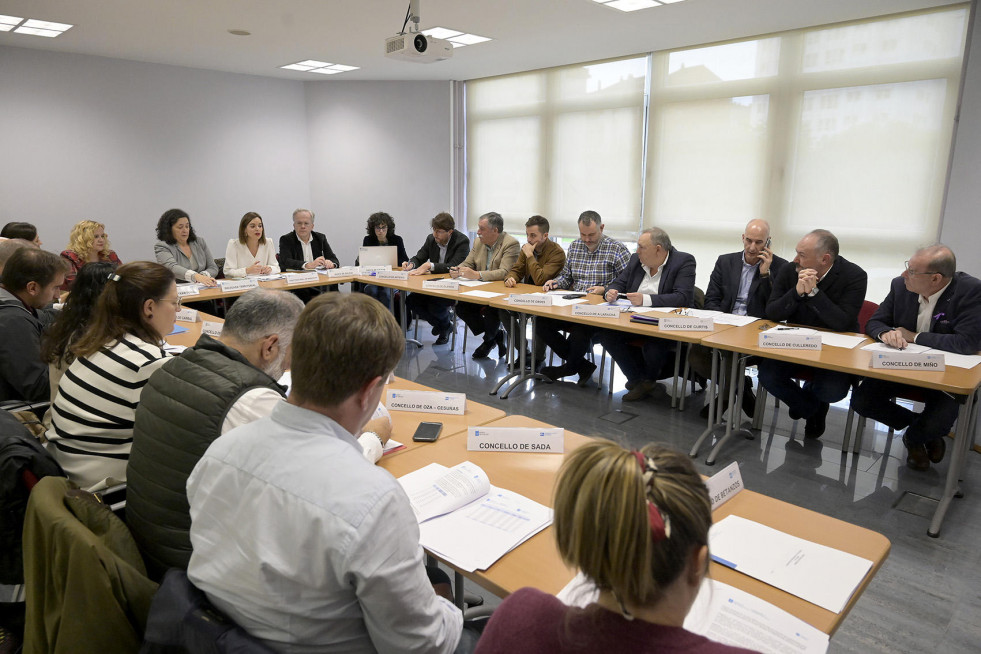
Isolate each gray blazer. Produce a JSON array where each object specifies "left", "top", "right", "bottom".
[{"left": 154, "top": 239, "right": 219, "bottom": 282}]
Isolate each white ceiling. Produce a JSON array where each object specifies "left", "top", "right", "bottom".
[{"left": 0, "top": 0, "right": 963, "bottom": 82}]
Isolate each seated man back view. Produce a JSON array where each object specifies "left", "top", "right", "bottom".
[
  {"left": 126, "top": 288, "right": 304, "bottom": 578},
  {"left": 187, "top": 293, "right": 464, "bottom": 653}
]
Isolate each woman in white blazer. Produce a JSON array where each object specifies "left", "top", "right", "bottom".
[{"left": 223, "top": 212, "right": 280, "bottom": 278}]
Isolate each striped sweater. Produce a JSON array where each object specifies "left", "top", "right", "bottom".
[{"left": 45, "top": 333, "right": 169, "bottom": 489}]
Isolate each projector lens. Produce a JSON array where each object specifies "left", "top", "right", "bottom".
[{"left": 414, "top": 34, "right": 428, "bottom": 53}]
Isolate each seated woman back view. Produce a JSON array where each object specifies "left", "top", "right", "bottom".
[
  {"left": 44, "top": 261, "right": 177, "bottom": 490},
  {"left": 475, "top": 441, "right": 757, "bottom": 654}
]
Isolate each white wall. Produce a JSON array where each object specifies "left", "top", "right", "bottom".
[
  {"left": 940, "top": 0, "right": 981, "bottom": 278},
  {"left": 0, "top": 45, "right": 311, "bottom": 262},
  {"left": 304, "top": 81, "right": 453, "bottom": 266}
]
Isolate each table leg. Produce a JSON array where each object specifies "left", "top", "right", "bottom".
[
  {"left": 706, "top": 355, "right": 753, "bottom": 465},
  {"left": 492, "top": 313, "right": 548, "bottom": 398},
  {"left": 454, "top": 571, "right": 466, "bottom": 609},
  {"left": 929, "top": 389, "right": 978, "bottom": 537},
  {"left": 670, "top": 345, "right": 682, "bottom": 409},
  {"left": 402, "top": 291, "right": 422, "bottom": 348},
  {"left": 689, "top": 348, "right": 720, "bottom": 458},
  {"left": 679, "top": 344, "right": 692, "bottom": 412}
]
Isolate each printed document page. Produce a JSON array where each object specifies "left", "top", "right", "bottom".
[
  {"left": 398, "top": 462, "right": 490, "bottom": 523},
  {"left": 710, "top": 515, "right": 872, "bottom": 613},
  {"left": 819, "top": 332, "right": 867, "bottom": 349}
]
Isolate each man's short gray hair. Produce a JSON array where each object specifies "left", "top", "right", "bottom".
[
  {"left": 292, "top": 208, "right": 315, "bottom": 222},
  {"left": 0, "top": 239, "right": 34, "bottom": 269},
  {"left": 809, "top": 229, "right": 839, "bottom": 260},
  {"left": 223, "top": 289, "right": 305, "bottom": 347},
  {"left": 642, "top": 227, "right": 671, "bottom": 250},
  {"left": 578, "top": 210, "right": 602, "bottom": 226},
  {"left": 917, "top": 243, "right": 956, "bottom": 279},
  {"left": 480, "top": 212, "right": 504, "bottom": 232}
]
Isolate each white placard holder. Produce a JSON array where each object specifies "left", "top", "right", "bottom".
[
  {"left": 572, "top": 304, "right": 620, "bottom": 318},
  {"left": 660, "top": 316, "right": 715, "bottom": 331},
  {"left": 507, "top": 294, "right": 553, "bottom": 307},
  {"left": 422, "top": 279, "right": 461, "bottom": 291},
  {"left": 706, "top": 462, "right": 745, "bottom": 511},
  {"left": 385, "top": 389, "right": 465, "bottom": 415},
  {"left": 870, "top": 351, "right": 945, "bottom": 371},
  {"left": 374, "top": 270, "right": 410, "bottom": 281},
  {"left": 467, "top": 426, "right": 565, "bottom": 453},
  {"left": 201, "top": 321, "right": 223, "bottom": 338},
  {"left": 758, "top": 328, "right": 822, "bottom": 350},
  {"left": 176, "top": 285, "right": 201, "bottom": 298},
  {"left": 175, "top": 308, "right": 200, "bottom": 323},
  {"left": 218, "top": 278, "right": 259, "bottom": 293},
  {"left": 327, "top": 266, "right": 359, "bottom": 278},
  {"left": 284, "top": 271, "right": 320, "bottom": 285}
]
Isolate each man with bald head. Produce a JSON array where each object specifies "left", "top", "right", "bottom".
[
  {"left": 852, "top": 245, "right": 981, "bottom": 470},
  {"left": 758, "top": 229, "right": 867, "bottom": 439},
  {"left": 692, "top": 219, "right": 788, "bottom": 416}
]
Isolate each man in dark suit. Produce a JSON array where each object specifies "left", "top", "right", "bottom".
[
  {"left": 692, "top": 219, "right": 788, "bottom": 417},
  {"left": 758, "top": 229, "right": 868, "bottom": 438},
  {"left": 597, "top": 228, "right": 696, "bottom": 401},
  {"left": 278, "top": 208, "right": 340, "bottom": 302},
  {"left": 403, "top": 212, "right": 471, "bottom": 345},
  {"left": 852, "top": 245, "right": 981, "bottom": 470}
]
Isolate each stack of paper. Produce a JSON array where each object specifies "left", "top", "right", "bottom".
[
  {"left": 399, "top": 462, "right": 553, "bottom": 572},
  {"left": 643, "top": 307, "right": 758, "bottom": 326}
]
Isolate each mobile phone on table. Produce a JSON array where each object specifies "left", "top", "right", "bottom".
[
  {"left": 412, "top": 421, "right": 443, "bottom": 442},
  {"left": 562, "top": 293, "right": 586, "bottom": 299}
]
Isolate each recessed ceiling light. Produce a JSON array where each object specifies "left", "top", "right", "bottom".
[
  {"left": 14, "top": 26, "right": 62, "bottom": 37},
  {"left": 0, "top": 24, "right": 15, "bottom": 32},
  {"left": 421, "top": 27, "right": 463, "bottom": 40},
  {"left": 297, "top": 60, "right": 332, "bottom": 68},
  {"left": 228, "top": 29, "right": 251, "bottom": 36},
  {"left": 447, "top": 33, "right": 490, "bottom": 46},
  {"left": 310, "top": 68, "right": 342, "bottom": 75},
  {"left": 605, "top": 0, "right": 663, "bottom": 11},
  {"left": 421, "top": 26, "right": 493, "bottom": 47},
  {"left": 0, "top": 14, "right": 23, "bottom": 26},
  {"left": 281, "top": 63, "right": 315, "bottom": 71},
  {"left": 2, "top": 15, "right": 73, "bottom": 37},
  {"left": 23, "top": 18, "right": 72, "bottom": 31},
  {"left": 280, "top": 60, "right": 360, "bottom": 75},
  {"left": 329, "top": 64, "right": 359, "bottom": 72}
]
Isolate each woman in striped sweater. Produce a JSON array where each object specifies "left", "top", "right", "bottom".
[{"left": 45, "top": 261, "right": 178, "bottom": 490}]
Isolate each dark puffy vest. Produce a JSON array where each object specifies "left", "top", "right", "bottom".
[{"left": 126, "top": 335, "right": 285, "bottom": 580}]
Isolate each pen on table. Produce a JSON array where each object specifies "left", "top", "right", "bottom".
[{"left": 775, "top": 327, "right": 796, "bottom": 330}]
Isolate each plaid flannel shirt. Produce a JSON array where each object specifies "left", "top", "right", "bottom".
[{"left": 552, "top": 235, "right": 630, "bottom": 292}]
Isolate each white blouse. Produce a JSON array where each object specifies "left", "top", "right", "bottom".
[{"left": 223, "top": 239, "right": 280, "bottom": 278}]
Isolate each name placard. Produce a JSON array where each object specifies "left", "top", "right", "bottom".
[
  {"left": 284, "top": 271, "right": 321, "bottom": 285},
  {"left": 374, "top": 270, "right": 410, "bottom": 281},
  {"left": 175, "top": 308, "right": 200, "bottom": 323},
  {"left": 572, "top": 304, "right": 620, "bottom": 318},
  {"left": 386, "top": 389, "right": 465, "bottom": 415},
  {"left": 467, "top": 427, "right": 564, "bottom": 453},
  {"left": 660, "top": 316, "right": 714, "bottom": 331},
  {"left": 218, "top": 278, "right": 259, "bottom": 293},
  {"left": 327, "top": 266, "right": 359, "bottom": 278},
  {"left": 422, "top": 279, "right": 461, "bottom": 291},
  {"left": 758, "top": 330, "right": 822, "bottom": 350},
  {"left": 870, "top": 351, "right": 945, "bottom": 371},
  {"left": 360, "top": 265, "right": 391, "bottom": 274},
  {"left": 507, "top": 294, "right": 553, "bottom": 307},
  {"left": 201, "top": 321, "right": 223, "bottom": 338},
  {"left": 706, "top": 461, "right": 745, "bottom": 511},
  {"left": 176, "top": 285, "right": 200, "bottom": 298}
]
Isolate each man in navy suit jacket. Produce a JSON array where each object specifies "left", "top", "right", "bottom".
[
  {"left": 852, "top": 245, "right": 981, "bottom": 470},
  {"left": 598, "top": 228, "right": 696, "bottom": 401},
  {"left": 758, "top": 229, "right": 868, "bottom": 438}
]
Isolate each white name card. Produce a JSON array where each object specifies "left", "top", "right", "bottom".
[
  {"left": 361, "top": 265, "right": 391, "bottom": 274},
  {"left": 218, "top": 278, "right": 259, "bottom": 293},
  {"left": 175, "top": 308, "right": 200, "bottom": 323},
  {"left": 374, "top": 270, "right": 410, "bottom": 281},
  {"left": 327, "top": 266, "right": 359, "bottom": 278},
  {"left": 284, "top": 271, "right": 320, "bottom": 285},
  {"left": 386, "top": 389, "right": 465, "bottom": 415},
  {"left": 507, "top": 294, "right": 553, "bottom": 307},
  {"left": 467, "top": 427, "right": 565, "bottom": 453},
  {"left": 870, "top": 351, "right": 945, "bottom": 371},
  {"left": 572, "top": 304, "right": 620, "bottom": 318},
  {"left": 176, "top": 285, "right": 200, "bottom": 298},
  {"left": 706, "top": 461, "right": 745, "bottom": 511},
  {"left": 201, "top": 321, "right": 223, "bottom": 338},
  {"left": 422, "top": 279, "right": 461, "bottom": 291},
  {"left": 660, "top": 316, "right": 715, "bottom": 331},
  {"left": 758, "top": 329, "right": 822, "bottom": 350}
]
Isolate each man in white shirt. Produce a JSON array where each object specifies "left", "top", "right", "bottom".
[
  {"left": 187, "top": 293, "right": 465, "bottom": 653},
  {"left": 598, "top": 228, "right": 696, "bottom": 401}
]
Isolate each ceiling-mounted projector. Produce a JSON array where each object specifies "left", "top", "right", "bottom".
[{"left": 385, "top": 32, "right": 453, "bottom": 63}]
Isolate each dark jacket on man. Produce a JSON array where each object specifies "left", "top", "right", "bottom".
[
  {"left": 605, "top": 247, "right": 697, "bottom": 308},
  {"left": 0, "top": 288, "right": 49, "bottom": 404},
  {"left": 705, "top": 251, "right": 789, "bottom": 317},
  {"left": 408, "top": 230, "right": 471, "bottom": 274},
  {"left": 766, "top": 256, "right": 868, "bottom": 332},
  {"left": 278, "top": 231, "right": 340, "bottom": 271}
]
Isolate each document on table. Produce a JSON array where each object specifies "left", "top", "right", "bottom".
[
  {"left": 819, "top": 332, "right": 867, "bottom": 349},
  {"left": 861, "top": 342, "right": 981, "bottom": 369},
  {"left": 163, "top": 344, "right": 187, "bottom": 354},
  {"left": 557, "top": 573, "right": 828, "bottom": 653},
  {"left": 457, "top": 280, "right": 492, "bottom": 287},
  {"left": 460, "top": 289, "right": 504, "bottom": 299},
  {"left": 641, "top": 307, "right": 757, "bottom": 326},
  {"left": 709, "top": 515, "right": 872, "bottom": 613},
  {"left": 398, "top": 462, "right": 553, "bottom": 572}
]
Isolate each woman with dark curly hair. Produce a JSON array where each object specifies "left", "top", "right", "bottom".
[
  {"left": 153, "top": 208, "right": 218, "bottom": 287},
  {"left": 360, "top": 212, "right": 409, "bottom": 309}
]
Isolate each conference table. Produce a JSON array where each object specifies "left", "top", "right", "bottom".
[{"left": 377, "top": 414, "right": 891, "bottom": 636}]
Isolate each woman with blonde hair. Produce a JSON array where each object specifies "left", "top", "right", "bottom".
[
  {"left": 223, "top": 211, "right": 280, "bottom": 278},
  {"left": 44, "top": 261, "right": 177, "bottom": 490},
  {"left": 475, "top": 440, "right": 756, "bottom": 654},
  {"left": 60, "top": 220, "right": 122, "bottom": 290}
]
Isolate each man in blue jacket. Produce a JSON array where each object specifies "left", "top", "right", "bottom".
[
  {"left": 598, "top": 227, "right": 696, "bottom": 401},
  {"left": 852, "top": 245, "right": 981, "bottom": 470}
]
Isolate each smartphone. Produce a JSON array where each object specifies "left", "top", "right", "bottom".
[
  {"left": 764, "top": 236, "right": 772, "bottom": 250},
  {"left": 412, "top": 421, "right": 443, "bottom": 442},
  {"left": 562, "top": 293, "right": 586, "bottom": 299}
]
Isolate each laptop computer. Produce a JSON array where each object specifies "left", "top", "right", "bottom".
[{"left": 359, "top": 246, "right": 398, "bottom": 268}]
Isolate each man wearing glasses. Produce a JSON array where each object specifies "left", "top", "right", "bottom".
[
  {"left": 758, "top": 229, "right": 868, "bottom": 439},
  {"left": 852, "top": 245, "right": 981, "bottom": 470}
]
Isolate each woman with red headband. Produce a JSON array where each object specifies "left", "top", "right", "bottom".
[{"left": 475, "top": 440, "right": 756, "bottom": 653}]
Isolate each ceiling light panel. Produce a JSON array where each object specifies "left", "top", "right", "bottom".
[
  {"left": 448, "top": 33, "right": 490, "bottom": 46},
  {"left": 14, "top": 26, "right": 62, "bottom": 37},
  {"left": 421, "top": 27, "right": 463, "bottom": 40},
  {"left": 421, "top": 27, "right": 493, "bottom": 47},
  {"left": 280, "top": 60, "right": 360, "bottom": 75},
  {"left": 606, "top": 0, "right": 663, "bottom": 11},
  {"left": 0, "top": 14, "right": 23, "bottom": 25},
  {"left": 22, "top": 19, "right": 72, "bottom": 31}
]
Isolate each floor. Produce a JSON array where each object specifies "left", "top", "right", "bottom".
[{"left": 397, "top": 324, "right": 981, "bottom": 654}]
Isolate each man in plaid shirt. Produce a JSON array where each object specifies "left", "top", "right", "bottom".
[{"left": 539, "top": 211, "right": 630, "bottom": 385}]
